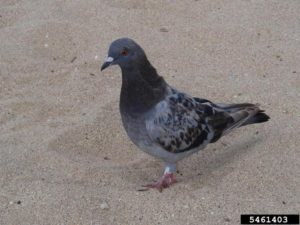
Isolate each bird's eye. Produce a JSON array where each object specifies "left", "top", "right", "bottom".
[{"left": 121, "top": 49, "right": 128, "bottom": 56}]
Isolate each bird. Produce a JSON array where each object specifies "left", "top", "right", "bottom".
[{"left": 101, "top": 38, "right": 270, "bottom": 191}]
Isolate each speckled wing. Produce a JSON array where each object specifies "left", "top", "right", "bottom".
[
  {"left": 145, "top": 91, "right": 217, "bottom": 153},
  {"left": 146, "top": 88, "right": 265, "bottom": 154}
]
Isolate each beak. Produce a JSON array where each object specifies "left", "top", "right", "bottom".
[{"left": 101, "top": 56, "right": 114, "bottom": 71}]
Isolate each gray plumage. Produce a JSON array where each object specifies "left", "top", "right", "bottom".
[{"left": 101, "top": 38, "right": 270, "bottom": 190}]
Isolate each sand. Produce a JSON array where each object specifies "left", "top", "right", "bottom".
[{"left": 0, "top": 0, "right": 299, "bottom": 224}]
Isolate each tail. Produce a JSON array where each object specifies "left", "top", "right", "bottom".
[
  {"left": 241, "top": 110, "right": 270, "bottom": 126},
  {"left": 214, "top": 103, "right": 270, "bottom": 131}
]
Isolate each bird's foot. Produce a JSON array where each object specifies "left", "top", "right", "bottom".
[{"left": 142, "top": 172, "right": 177, "bottom": 192}]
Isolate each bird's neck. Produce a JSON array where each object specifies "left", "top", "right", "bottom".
[{"left": 120, "top": 59, "right": 166, "bottom": 116}]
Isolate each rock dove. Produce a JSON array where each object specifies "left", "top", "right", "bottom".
[{"left": 101, "top": 38, "right": 270, "bottom": 191}]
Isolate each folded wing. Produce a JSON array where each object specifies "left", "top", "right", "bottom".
[{"left": 146, "top": 89, "right": 267, "bottom": 154}]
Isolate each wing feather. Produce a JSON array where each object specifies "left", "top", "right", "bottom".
[
  {"left": 146, "top": 90, "right": 213, "bottom": 153},
  {"left": 146, "top": 89, "right": 266, "bottom": 153}
]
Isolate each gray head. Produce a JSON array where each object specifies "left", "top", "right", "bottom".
[{"left": 101, "top": 38, "right": 147, "bottom": 71}]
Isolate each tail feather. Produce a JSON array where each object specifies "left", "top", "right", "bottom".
[
  {"left": 214, "top": 103, "right": 270, "bottom": 129},
  {"left": 215, "top": 103, "right": 255, "bottom": 113},
  {"left": 241, "top": 110, "right": 270, "bottom": 126},
  {"left": 208, "top": 102, "right": 270, "bottom": 143}
]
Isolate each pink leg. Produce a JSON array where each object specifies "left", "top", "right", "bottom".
[{"left": 143, "top": 172, "right": 177, "bottom": 192}]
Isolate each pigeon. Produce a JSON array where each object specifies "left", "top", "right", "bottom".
[{"left": 101, "top": 38, "right": 270, "bottom": 191}]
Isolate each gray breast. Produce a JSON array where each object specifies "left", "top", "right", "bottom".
[{"left": 120, "top": 112, "right": 152, "bottom": 149}]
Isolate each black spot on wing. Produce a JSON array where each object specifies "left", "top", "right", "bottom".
[
  {"left": 177, "top": 95, "right": 183, "bottom": 103},
  {"left": 187, "top": 130, "right": 208, "bottom": 149},
  {"left": 175, "top": 129, "right": 208, "bottom": 153},
  {"left": 175, "top": 138, "right": 181, "bottom": 148},
  {"left": 169, "top": 97, "right": 177, "bottom": 104},
  {"left": 165, "top": 145, "right": 173, "bottom": 152},
  {"left": 180, "top": 132, "right": 184, "bottom": 139},
  {"left": 203, "top": 105, "right": 214, "bottom": 115},
  {"left": 183, "top": 101, "right": 189, "bottom": 108}
]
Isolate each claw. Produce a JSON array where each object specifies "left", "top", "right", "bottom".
[{"left": 142, "top": 172, "right": 177, "bottom": 192}]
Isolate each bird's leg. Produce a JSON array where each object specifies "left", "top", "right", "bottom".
[{"left": 143, "top": 163, "right": 177, "bottom": 192}]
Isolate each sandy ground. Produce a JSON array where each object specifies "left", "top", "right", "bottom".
[{"left": 1, "top": 0, "right": 299, "bottom": 224}]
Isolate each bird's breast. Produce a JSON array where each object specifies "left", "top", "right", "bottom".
[{"left": 120, "top": 111, "right": 151, "bottom": 149}]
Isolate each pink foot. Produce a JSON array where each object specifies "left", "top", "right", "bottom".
[{"left": 143, "top": 173, "right": 177, "bottom": 192}]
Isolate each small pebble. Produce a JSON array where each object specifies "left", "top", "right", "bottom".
[
  {"left": 16, "top": 200, "right": 21, "bottom": 205},
  {"left": 100, "top": 201, "right": 109, "bottom": 210},
  {"left": 70, "top": 56, "right": 77, "bottom": 63},
  {"left": 159, "top": 28, "right": 169, "bottom": 32},
  {"left": 176, "top": 170, "right": 183, "bottom": 176},
  {"left": 276, "top": 55, "right": 283, "bottom": 61},
  {"left": 224, "top": 217, "right": 230, "bottom": 222},
  {"left": 137, "top": 188, "right": 148, "bottom": 192},
  {"left": 282, "top": 201, "right": 286, "bottom": 205},
  {"left": 104, "top": 156, "right": 110, "bottom": 160}
]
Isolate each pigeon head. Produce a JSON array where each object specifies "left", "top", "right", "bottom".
[{"left": 101, "top": 38, "right": 146, "bottom": 71}]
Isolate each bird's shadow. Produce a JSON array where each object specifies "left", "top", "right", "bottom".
[{"left": 182, "top": 135, "right": 263, "bottom": 189}]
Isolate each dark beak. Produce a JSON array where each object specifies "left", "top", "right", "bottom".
[
  {"left": 101, "top": 62, "right": 111, "bottom": 71},
  {"left": 101, "top": 56, "right": 114, "bottom": 71}
]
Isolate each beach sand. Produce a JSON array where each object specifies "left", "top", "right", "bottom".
[{"left": 0, "top": 0, "right": 299, "bottom": 224}]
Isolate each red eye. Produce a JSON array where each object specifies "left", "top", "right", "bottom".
[{"left": 121, "top": 49, "right": 128, "bottom": 56}]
